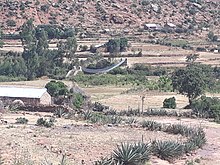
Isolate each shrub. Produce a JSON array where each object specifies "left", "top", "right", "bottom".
[
  {"left": 53, "top": 107, "right": 66, "bottom": 118},
  {"left": 45, "top": 80, "right": 68, "bottom": 97},
  {"left": 15, "top": 117, "right": 28, "bottom": 124},
  {"left": 72, "top": 93, "right": 84, "bottom": 109},
  {"left": 118, "top": 109, "right": 140, "bottom": 116},
  {"left": 141, "top": 120, "right": 162, "bottom": 131},
  {"left": 41, "top": 4, "right": 50, "bottom": 12},
  {"left": 188, "top": 128, "right": 206, "bottom": 149},
  {"left": 125, "top": 117, "right": 137, "bottom": 125},
  {"left": 192, "top": 96, "right": 220, "bottom": 121},
  {"left": 36, "top": 118, "right": 54, "bottom": 128},
  {"left": 6, "top": 19, "right": 16, "bottom": 27},
  {"left": 79, "top": 45, "right": 88, "bottom": 51},
  {"left": 83, "top": 110, "right": 93, "bottom": 120},
  {"left": 164, "top": 124, "right": 194, "bottom": 137},
  {"left": 93, "top": 102, "right": 109, "bottom": 112},
  {"left": 163, "top": 97, "right": 176, "bottom": 109}
]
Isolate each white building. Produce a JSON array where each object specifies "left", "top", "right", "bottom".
[{"left": 0, "top": 86, "right": 52, "bottom": 106}]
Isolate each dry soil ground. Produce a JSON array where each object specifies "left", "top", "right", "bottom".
[
  {"left": 1, "top": 110, "right": 220, "bottom": 165},
  {"left": 0, "top": 112, "right": 184, "bottom": 165}
]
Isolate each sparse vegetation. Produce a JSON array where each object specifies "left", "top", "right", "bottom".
[
  {"left": 15, "top": 117, "right": 28, "bottom": 124},
  {"left": 1, "top": 0, "right": 220, "bottom": 164},
  {"left": 36, "top": 118, "right": 55, "bottom": 128}
]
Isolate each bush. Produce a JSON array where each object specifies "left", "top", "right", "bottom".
[
  {"left": 192, "top": 96, "right": 220, "bottom": 121},
  {"left": 92, "top": 102, "right": 109, "bottom": 112},
  {"left": 141, "top": 120, "right": 162, "bottom": 131},
  {"left": 163, "top": 97, "right": 176, "bottom": 109},
  {"left": 72, "top": 93, "right": 84, "bottom": 109},
  {"left": 45, "top": 80, "right": 68, "bottom": 97},
  {"left": 6, "top": 19, "right": 16, "bottom": 27},
  {"left": 36, "top": 118, "right": 54, "bottom": 128},
  {"left": 87, "top": 59, "right": 111, "bottom": 69},
  {"left": 41, "top": 5, "right": 50, "bottom": 12},
  {"left": 15, "top": 117, "right": 28, "bottom": 124}
]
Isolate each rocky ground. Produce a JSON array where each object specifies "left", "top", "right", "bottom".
[{"left": 0, "top": 0, "right": 219, "bottom": 37}]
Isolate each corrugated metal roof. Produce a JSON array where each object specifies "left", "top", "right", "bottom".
[{"left": 0, "top": 86, "right": 47, "bottom": 99}]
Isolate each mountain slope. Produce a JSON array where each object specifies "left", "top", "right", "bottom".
[{"left": 0, "top": 0, "right": 219, "bottom": 34}]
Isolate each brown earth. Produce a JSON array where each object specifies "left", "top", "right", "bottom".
[{"left": 0, "top": 112, "right": 184, "bottom": 165}]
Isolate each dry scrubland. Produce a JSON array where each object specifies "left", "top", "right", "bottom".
[
  {"left": 0, "top": 79, "right": 220, "bottom": 164},
  {"left": 1, "top": 110, "right": 220, "bottom": 165}
]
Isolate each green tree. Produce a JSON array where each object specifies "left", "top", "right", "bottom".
[
  {"left": 0, "top": 28, "right": 4, "bottom": 48},
  {"left": 45, "top": 80, "right": 68, "bottom": 97},
  {"left": 57, "top": 36, "right": 77, "bottom": 59},
  {"left": 171, "top": 64, "right": 212, "bottom": 107},
  {"left": 20, "top": 19, "right": 36, "bottom": 51},
  {"left": 120, "top": 37, "right": 128, "bottom": 51},
  {"left": 36, "top": 29, "right": 49, "bottom": 54},
  {"left": 106, "top": 38, "right": 121, "bottom": 60}
]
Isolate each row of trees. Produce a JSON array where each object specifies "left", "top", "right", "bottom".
[
  {"left": 0, "top": 19, "right": 77, "bottom": 80},
  {"left": 0, "top": 29, "right": 3, "bottom": 47}
]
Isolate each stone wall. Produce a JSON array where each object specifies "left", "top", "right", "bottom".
[
  {"left": 0, "top": 97, "right": 40, "bottom": 106},
  {"left": 18, "top": 105, "right": 74, "bottom": 113}
]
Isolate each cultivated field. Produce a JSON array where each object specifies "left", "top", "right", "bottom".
[{"left": 2, "top": 40, "right": 220, "bottom": 68}]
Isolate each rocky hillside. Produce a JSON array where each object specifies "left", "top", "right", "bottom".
[{"left": 0, "top": 0, "right": 220, "bottom": 34}]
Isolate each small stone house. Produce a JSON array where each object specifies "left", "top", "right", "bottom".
[
  {"left": 144, "top": 24, "right": 162, "bottom": 31},
  {"left": 0, "top": 86, "right": 52, "bottom": 106}
]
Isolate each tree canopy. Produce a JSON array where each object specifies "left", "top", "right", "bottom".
[
  {"left": 171, "top": 63, "right": 212, "bottom": 106},
  {"left": 0, "top": 19, "right": 78, "bottom": 80},
  {"left": 45, "top": 80, "right": 68, "bottom": 97}
]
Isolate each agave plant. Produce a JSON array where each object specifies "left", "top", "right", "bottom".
[
  {"left": 141, "top": 120, "right": 162, "bottom": 131},
  {"left": 112, "top": 143, "right": 151, "bottom": 165},
  {"left": 164, "top": 124, "right": 194, "bottom": 137},
  {"left": 184, "top": 141, "right": 197, "bottom": 153},
  {"left": 125, "top": 118, "right": 137, "bottom": 125},
  {"left": 94, "top": 157, "right": 113, "bottom": 165},
  {"left": 54, "top": 107, "right": 66, "bottom": 118},
  {"left": 133, "top": 142, "right": 152, "bottom": 163},
  {"left": 153, "top": 140, "right": 184, "bottom": 161},
  {"left": 188, "top": 128, "right": 206, "bottom": 148},
  {"left": 83, "top": 110, "right": 93, "bottom": 120},
  {"left": 107, "top": 116, "right": 122, "bottom": 125}
]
